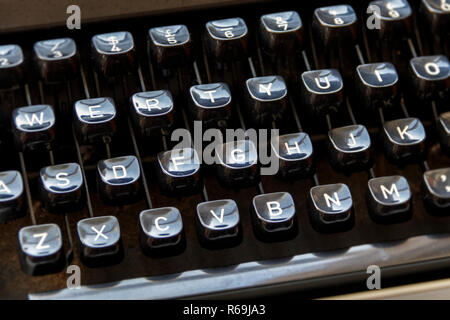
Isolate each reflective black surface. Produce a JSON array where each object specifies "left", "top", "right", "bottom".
[
  {"left": 148, "top": 25, "right": 192, "bottom": 67},
  {"left": 423, "top": 168, "right": 450, "bottom": 214},
  {"left": 0, "top": 170, "right": 24, "bottom": 222},
  {"left": 205, "top": 18, "right": 248, "bottom": 61},
  {"left": 0, "top": 44, "right": 24, "bottom": 88},
  {"left": 438, "top": 112, "right": 450, "bottom": 155}
]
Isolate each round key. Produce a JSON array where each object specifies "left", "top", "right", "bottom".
[
  {"left": 423, "top": 168, "right": 450, "bottom": 214},
  {"left": 0, "top": 44, "right": 24, "bottom": 88},
  {"left": 409, "top": 55, "right": 449, "bottom": 101},
  {"left": 0, "top": 170, "right": 24, "bottom": 222}
]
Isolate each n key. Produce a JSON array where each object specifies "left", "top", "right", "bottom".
[{"left": 0, "top": 44, "right": 24, "bottom": 88}]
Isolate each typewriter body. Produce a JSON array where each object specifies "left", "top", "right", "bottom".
[{"left": 0, "top": 0, "right": 449, "bottom": 299}]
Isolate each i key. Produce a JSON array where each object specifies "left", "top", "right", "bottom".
[
  {"left": 423, "top": 168, "right": 450, "bottom": 214},
  {"left": 33, "top": 38, "right": 78, "bottom": 83},
  {"left": 0, "top": 44, "right": 24, "bottom": 88},
  {"left": 438, "top": 112, "right": 450, "bottom": 155},
  {"left": 196, "top": 199, "right": 241, "bottom": 249},
  {"left": 77, "top": 216, "right": 123, "bottom": 267},
  {"left": 18, "top": 223, "right": 66, "bottom": 275},
  {"left": 0, "top": 170, "right": 24, "bottom": 222}
]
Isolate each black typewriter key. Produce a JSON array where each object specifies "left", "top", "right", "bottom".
[
  {"left": 0, "top": 170, "right": 24, "bottom": 222},
  {"left": 244, "top": 75, "right": 288, "bottom": 125},
  {"left": 409, "top": 55, "right": 449, "bottom": 101},
  {"left": 205, "top": 17, "right": 248, "bottom": 62},
  {"left": 271, "top": 132, "right": 314, "bottom": 179},
  {"left": 74, "top": 97, "right": 117, "bottom": 144},
  {"left": 12, "top": 104, "right": 55, "bottom": 152},
  {"left": 420, "top": 0, "right": 449, "bottom": 54},
  {"left": 77, "top": 216, "right": 123, "bottom": 267},
  {"left": 328, "top": 125, "right": 372, "bottom": 172},
  {"left": 423, "top": 168, "right": 450, "bottom": 214},
  {"left": 156, "top": 147, "right": 202, "bottom": 196},
  {"left": 438, "top": 112, "right": 450, "bottom": 155},
  {"left": 18, "top": 223, "right": 65, "bottom": 275},
  {"left": 91, "top": 31, "right": 136, "bottom": 77},
  {"left": 148, "top": 25, "right": 192, "bottom": 68},
  {"left": 130, "top": 90, "right": 174, "bottom": 137},
  {"left": 356, "top": 62, "right": 399, "bottom": 111},
  {"left": 215, "top": 139, "right": 260, "bottom": 188},
  {"left": 383, "top": 117, "right": 426, "bottom": 163},
  {"left": 0, "top": 44, "right": 24, "bottom": 88},
  {"left": 308, "top": 183, "right": 354, "bottom": 233},
  {"left": 188, "top": 82, "right": 232, "bottom": 128},
  {"left": 97, "top": 155, "right": 142, "bottom": 205},
  {"left": 367, "top": 175, "right": 412, "bottom": 224},
  {"left": 196, "top": 199, "right": 241, "bottom": 248},
  {"left": 139, "top": 207, "right": 185, "bottom": 256},
  {"left": 251, "top": 192, "right": 297, "bottom": 242},
  {"left": 367, "top": 0, "right": 413, "bottom": 40},
  {"left": 33, "top": 38, "right": 78, "bottom": 83},
  {"left": 39, "top": 163, "right": 83, "bottom": 213},
  {"left": 301, "top": 69, "right": 344, "bottom": 116}
]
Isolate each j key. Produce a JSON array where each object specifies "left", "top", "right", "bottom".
[
  {"left": 438, "top": 112, "right": 450, "bottom": 155},
  {"left": 244, "top": 75, "right": 288, "bottom": 125},
  {"left": 0, "top": 170, "right": 24, "bottom": 222},
  {"left": 156, "top": 148, "right": 202, "bottom": 196},
  {"left": 301, "top": 69, "right": 344, "bottom": 116},
  {"left": 148, "top": 25, "right": 192, "bottom": 68},
  {"left": 39, "top": 163, "right": 84, "bottom": 213},
  {"left": 33, "top": 38, "right": 78, "bottom": 83},
  {"left": 423, "top": 168, "right": 450, "bottom": 214},
  {"left": 18, "top": 223, "right": 65, "bottom": 275},
  {"left": 367, "top": 175, "right": 412, "bottom": 224},
  {"left": 215, "top": 139, "right": 260, "bottom": 189},
  {"left": 188, "top": 82, "right": 232, "bottom": 128},
  {"left": 139, "top": 207, "right": 185, "bottom": 257},
  {"left": 270, "top": 132, "right": 314, "bottom": 180},
  {"left": 12, "top": 104, "right": 56, "bottom": 152},
  {"left": 328, "top": 125, "right": 372, "bottom": 172},
  {"left": 77, "top": 216, "right": 123, "bottom": 267},
  {"left": 308, "top": 183, "right": 354, "bottom": 233},
  {"left": 130, "top": 90, "right": 175, "bottom": 137},
  {"left": 91, "top": 31, "right": 136, "bottom": 77},
  {"left": 356, "top": 62, "right": 399, "bottom": 111},
  {"left": 0, "top": 44, "right": 24, "bottom": 88},
  {"left": 74, "top": 97, "right": 117, "bottom": 144},
  {"left": 196, "top": 199, "right": 241, "bottom": 249},
  {"left": 205, "top": 18, "right": 248, "bottom": 62},
  {"left": 251, "top": 192, "right": 297, "bottom": 242},
  {"left": 420, "top": 0, "right": 450, "bottom": 54},
  {"left": 383, "top": 117, "right": 426, "bottom": 163},
  {"left": 97, "top": 156, "right": 142, "bottom": 205},
  {"left": 409, "top": 55, "right": 449, "bottom": 101}
]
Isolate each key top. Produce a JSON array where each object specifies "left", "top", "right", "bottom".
[
  {"left": 438, "top": 112, "right": 450, "bottom": 155},
  {"left": 91, "top": 31, "right": 136, "bottom": 77},
  {"left": 423, "top": 168, "right": 450, "bottom": 214},
  {"left": 130, "top": 90, "right": 175, "bottom": 137},
  {"left": 156, "top": 147, "right": 202, "bottom": 196},
  {"left": 308, "top": 183, "right": 354, "bottom": 233},
  {"left": 12, "top": 104, "right": 56, "bottom": 152},
  {"left": 39, "top": 163, "right": 84, "bottom": 213},
  {"left": 244, "top": 75, "right": 288, "bottom": 125},
  {"left": 383, "top": 117, "right": 426, "bottom": 164},
  {"left": 251, "top": 192, "right": 297, "bottom": 242},
  {"left": 409, "top": 55, "right": 449, "bottom": 101},
  {"left": 215, "top": 139, "right": 260, "bottom": 189},
  {"left": 420, "top": 0, "right": 450, "bottom": 54},
  {"left": 18, "top": 223, "right": 66, "bottom": 275},
  {"left": 139, "top": 207, "right": 185, "bottom": 257},
  {"left": 0, "top": 44, "right": 24, "bottom": 88},
  {"left": 97, "top": 156, "right": 142, "bottom": 205},
  {"left": 270, "top": 132, "right": 314, "bottom": 180},
  {"left": 367, "top": 0, "right": 413, "bottom": 40},
  {"left": 74, "top": 97, "right": 117, "bottom": 145},
  {"left": 148, "top": 25, "right": 192, "bottom": 68},
  {"left": 205, "top": 18, "right": 248, "bottom": 62},
  {"left": 328, "top": 124, "right": 372, "bottom": 172},
  {"left": 196, "top": 199, "right": 241, "bottom": 249},
  {"left": 77, "top": 216, "right": 123, "bottom": 267},
  {"left": 33, "top": 38, "right": 78, "bottom": 83},
  {"left": 0, "top": 170, "right": 24, "bottom": 222}
]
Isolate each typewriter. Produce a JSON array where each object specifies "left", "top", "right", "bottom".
[{"left": 0, "top": 0, "right": 448, "bottom": 300}]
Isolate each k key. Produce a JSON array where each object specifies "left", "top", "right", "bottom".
[{"left": 0, "top": 44, "right": 24, "bottom": 88}]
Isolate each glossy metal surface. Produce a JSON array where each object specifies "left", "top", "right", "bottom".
[
  {"left": 0, "top": 44, "right": 24, "bottom": 88},
  {"left": 205, "top": 18, "right": 248, "bottom": 61},
  {"left": 148, "top": 25, "right": 192, "bottom": 67},
  {"left": 409, "top": 55, "right": 449, "bottom": 101},
  {"left": 0, "top": 170, "right": 24, "bottom": 222},
  {"left": 423, "top": 168, "right": 450, "bottom": 212}
]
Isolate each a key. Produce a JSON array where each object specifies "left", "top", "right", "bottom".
[
  {"left": 423, "top": 168, "right": 450, "bottom": 214},
  {"left": 91, "top": 31, "right": 136, "bottom": 77},
  {"left": 0, "top": 44, "right": 24, "bottom": 88},
  {"left": 251, "top": 192, "right": 297, "bottom": 242},
  {"left": 33, "top": 38, "right": 78, "bottom": 83},
  {"left": 438, "top": 112, "right": 450, "bottom": 155},
  {"left": 382, "top": 117, "right": 426, "bottom": 164},
  {"left": 139, "top": 207, "right": 185, "bottom": 257},
  {"left": 39, "top": 163, "right": 84, "bottom": 213},
  {"left": 0, "top": 170, "right": 24, "bottom": 222},
  {"left": 97, "top": 156, "right": 142, "bottom": 205},
  {"left": 367, "top": 175, "right": 412, "bottom": 224},
  {"left": 308, "top": 183, "right": 354, "bottom": 233},
  {"left": 196, "top": 199, "right": 241, "bottom": 249},
  {"left": 18, "top": 223, "right": 65, "bottom": 275},
  {"left": 420, "top": 0, "right": 450, "bottom": 54},
  {"left": 156, "top": 147, "right": 202, "bottom": 196},
  {"left": 77, "top": 216, "right": 123, "bottom": 267},
  {"left": 74, "top": 97, "right": 117, "bottom": 145}
]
